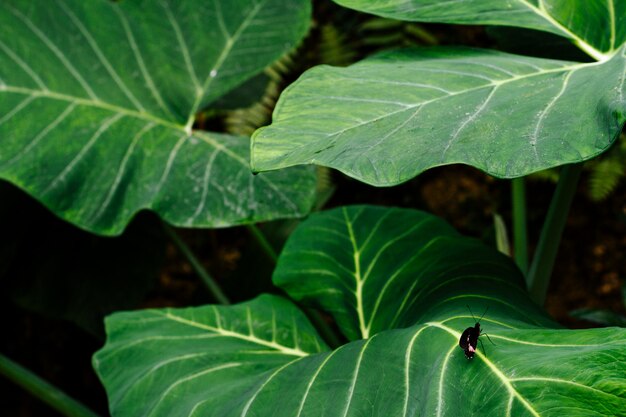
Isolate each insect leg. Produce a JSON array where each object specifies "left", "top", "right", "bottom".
[
  {"left": 478, "top": 337, "right": 487, "bottom": 357},
  {"left": 481, "top": 332, "right": 496, "bottom": 346}
]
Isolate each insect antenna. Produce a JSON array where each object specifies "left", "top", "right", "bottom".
[
  {"left": 477, "top": 306, "right": 489, "bottom": 323},
  {"left": 466, "top": 304, "right": 477, "bottom": 322},
  {"left": 466, "top": 305, "right": 490, "bottom": 323}
]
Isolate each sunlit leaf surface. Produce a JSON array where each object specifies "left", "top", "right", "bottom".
[
  {"left": 251, "top": 1, "right": 626, "bottom": 185},
  {"left": 95, "top": 206, "right": 626, "bottom": 417},
  {"left": 252, "top": 47, "right": 626, "bottom": 185},
  {"left": 0, "top": 0, "right": 314, "bottom": 234}
]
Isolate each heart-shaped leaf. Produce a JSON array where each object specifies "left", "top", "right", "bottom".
[
  {"left": 0, "top": 0, "right": 314, "bottom": 235},
  {"left": 94, "top": 206, "right": 626, "bottom": 417},
  {"left": 273, "top": 205, "right": 555, "bottom": 341}
]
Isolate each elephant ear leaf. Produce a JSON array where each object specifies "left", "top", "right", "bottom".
[
  {"left": 333, "top": 0, "right": 626, "bottom": 59},
  {"left": 0, "top": 0, "right": 315, "bottom": 235},
  {"left": 251, "top": 46, "right": 626, "bottom": 185},
  {"left": 251, "top": 1, "right": 626, "bottom": 186},
  {"left": 94, "top": 206, "right": 626, "bottom": 417}
]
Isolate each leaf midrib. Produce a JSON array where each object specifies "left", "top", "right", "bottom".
[
  {"left": 155, "top": 310, "right": 310, "bottom": 357},
  {"left": 1, "top": 85, "right": 265, "bottom": 172},
  {"left": 287, "top": 59, "right": 600, "bottom": 146},
  {"left": 2, "top": 85, "right": 185, "bottom": 131},
  {"left": 184, "top": 0, "right": 267, "bottom": 131},
  {"left": 428, "top": 322, "right": 542, "bottom": 417},
  {"left": 520, "top": 0, "right": 617, "bottom": 61}
]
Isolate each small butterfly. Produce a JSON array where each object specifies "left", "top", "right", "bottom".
[{"left": 459, "top": 305, "right": 495, "bottom": 359}]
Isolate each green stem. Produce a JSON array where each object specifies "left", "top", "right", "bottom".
[
  {"left": 527, "top": 163, "right": 583, "bottom": 304},
  {"left": 512, "top": 177, "right": 528, "bottom": 276},
  {"left": 163, "top": 224, "right": 230, "bottom": 305},
  {"left": 303, "top": 308, "right": 343, "bottom": 349},
  {"left": 0, "top": 353, "right": 101, "bottom": 417},
  {"left": 247, "top": 224, "right": 278, "bottom": 264},
  {"left": 247, "top": 223, "right": 343, "bottom": 348}
]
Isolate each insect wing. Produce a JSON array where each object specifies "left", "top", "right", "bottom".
[
  {"left": 468, "top": 323, "right": 480, "bottom": 347},
  {"left": 459, "top": 327, "right": 472, "bottom": 349}
]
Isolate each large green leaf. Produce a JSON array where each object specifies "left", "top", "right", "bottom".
[
  {"left": 251, "top": 46, "right": 626, "bottom": 185},
  {"left": 94, "top": 206, "right": 626, "bottom": 417},
  {"left": 94, "top": 295, "right": 329, "bottom": 416},
  {"left": 332, "top": 0, "right": 626, "bottom": 60},
  {"left": 273, "top": 205, "right": 554, "bottom": 340},
  {"left": 0, "top": 0, "right": 314, "bottom": 235}
]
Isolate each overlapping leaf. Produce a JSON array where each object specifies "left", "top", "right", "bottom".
[
  {"left": 273, "top": 205, "right": 555, "bottom": 340},
  {"left": 95, "top": 206, "right": 626, "bottom": 417},
  {"left": 0, "top": 0, "right": 314, "bottom": 235},
  {"left": 251, "top": 1, "right": 626, "bottom": 186},
  {"left": 94, "top": 295, "right": 328, "bottom": 416},
  {"left": 333, "top": 0, "right": 626, "bottom": 60},
  {"left": 252, "top": 46, "right": 626, "bottom": 185}
]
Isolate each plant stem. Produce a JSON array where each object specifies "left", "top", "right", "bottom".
[
  {"left": 163, "top": 224, "right": 230, "bottom": 305},
  {"left": 0, "top": 353, "right": 101, "bottom": 417},
  {"left": 528, "top": 163, "right": 583, "bottom": 304},
  {"left": 247, "top": 223, "right": 344, "bottom": 348},
  {"left": 247, "top": 224, "right": 278, "bottom": 263},
  {"left": 303, "top": 308, "right": 343, "bottom": 349},
  {"left": 511, "top": 177, "right": 528, "bottom": 276}
]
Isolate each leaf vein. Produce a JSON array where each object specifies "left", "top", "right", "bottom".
[{"left": 4, "top": 4, "right": 98, "bottom": 100}]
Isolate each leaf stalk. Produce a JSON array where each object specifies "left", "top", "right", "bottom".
[
  {"left": 247, "top": 223, "right": 343, "bottom": 348},
  {"left": 528, "top": 163, "right": 583, "bottom": 304},
  {"left": 0, "top": 353, "right": 101, "bottom": 417},
  {"left": 247, "top": 224, "right": 278, "bottom": 263},
  {"left": 163, "top": 223, "right": 231, "bottom": 305},
  {"left": 512, "top": 177, "right": 528, "bottom": 276}
]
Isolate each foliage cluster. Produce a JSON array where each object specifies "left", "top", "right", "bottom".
[{"left": 0, "top": 1, "right": 625, "bottom": 416}]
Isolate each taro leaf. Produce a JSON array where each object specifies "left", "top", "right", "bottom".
[
  {"left": 251, "top": 46, "right": 626, "bottom": 185},
  {"left": 271, "top": 205, "right": 551, "bottom": 340},
  {"left": 570, "top": 308, "right": 626, "bottom": 327},
  {"left": 94, "top": 295, "right": 329, "bottom": 416},
  {"left": 332, "top": 0, "right": 626, "bottom": 60},
  {"left": 486, "top": 26, "right": 591, "bottom": 62},
  {"left": 0, "top": 0, "right": 314, "bottom": 235},
  {"left": 94, "top": 206, "right": 626, "bottom": 417}
]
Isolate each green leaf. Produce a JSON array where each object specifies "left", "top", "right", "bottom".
[
  {"left": 252, "top": 47, "right": 626, "bottom": 185},
  {"left": 95, "top": 206, "right": 626, "bottom": 417},
  {"left": 94, "top": 295, "right": 329, "bottom": 416},
  {"left": 273, "top": 206, "right": 549, "bottom": 340},
  {"left": 0, "top": 0, "right": 314, "bottom": 235},
  {"left": 332, "top": 0, "right": 626, "bottom": 60}
]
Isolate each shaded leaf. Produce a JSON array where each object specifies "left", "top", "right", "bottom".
[
  {"left": 94, "top": 295, "right": 328, "bottom": 416},
  {"left": 333, "top": 0, "right": 626, "bottom": 60}
]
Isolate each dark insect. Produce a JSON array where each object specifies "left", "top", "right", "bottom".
[{"left": 459, "top": 305, "right": 495, "bottom": 360}]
